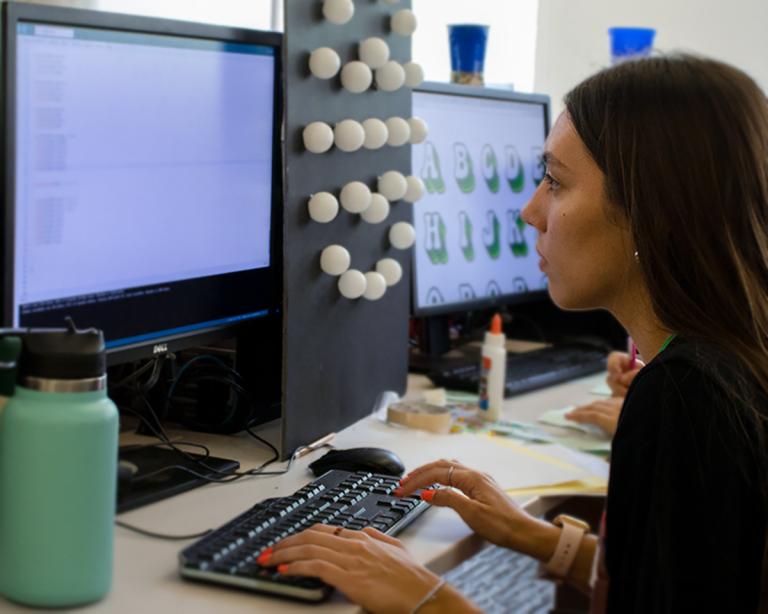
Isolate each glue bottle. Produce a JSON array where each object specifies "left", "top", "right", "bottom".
[{"left": 478, "top": 313, "right": 506, "bottom": 422}]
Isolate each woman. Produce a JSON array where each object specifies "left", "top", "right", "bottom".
[{"left": 265, "top": 54, "right": 768, "bottom": 613}]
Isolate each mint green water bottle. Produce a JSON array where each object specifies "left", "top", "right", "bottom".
[{"left": 0, "top": 324, "right": 118, "bottom": 607}]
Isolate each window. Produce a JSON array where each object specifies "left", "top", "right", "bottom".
[
  {"left": 412, "top": 0, "right": 539, "bottom": 93},
  {"left": 95, "top": 0, "right": 273, "bottom": 30}
]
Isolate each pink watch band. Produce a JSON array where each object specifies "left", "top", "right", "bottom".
[{"left": 545, "top": 520, "right": 586, "bottom": 577}]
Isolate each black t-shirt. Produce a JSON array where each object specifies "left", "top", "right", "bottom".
[{"left": 605, "top": 338, "right": 767, "bottom": 613}]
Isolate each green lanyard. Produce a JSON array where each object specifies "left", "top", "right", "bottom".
[{"left": 658, "top": 334, "right": 677, "bottom": 353}]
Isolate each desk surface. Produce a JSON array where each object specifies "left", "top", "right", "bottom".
[{"left": 1, "top": 372, "right": 607, "bottom": 613}]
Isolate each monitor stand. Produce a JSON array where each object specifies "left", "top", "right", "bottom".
[
  {"left": 409, "top": 341, "right": 483, "bottom": 374},
  {"left": 117, "top": 446, "right": 239, "bottom": 513},
  {"left": 410, "top": 314, "right": 490, "bottom": 374}
]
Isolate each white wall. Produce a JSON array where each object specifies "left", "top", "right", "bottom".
[
  {"left": 412, "top": 0, "right": 539, "bottom": 92},
  {"left": 7, "top": 0, "right": 272, "bottom": 29},
  {"left": 94, "top": 0, "right": 271, "bottom": 29},
  {"left": 535, "top": 0, "right": 768, "bottom": 119}
]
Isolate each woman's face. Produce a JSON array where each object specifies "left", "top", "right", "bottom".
[{"left": 521, "top": 112, "right": 638, "bottom": 312}]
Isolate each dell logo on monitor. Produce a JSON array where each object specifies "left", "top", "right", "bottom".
[{"left": 152, "top": 343, "right": 168, "bottom": 355}]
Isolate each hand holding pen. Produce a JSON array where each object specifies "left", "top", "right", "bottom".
[{"left": 606, "top": 349, "right": 644, "bottom": 397}]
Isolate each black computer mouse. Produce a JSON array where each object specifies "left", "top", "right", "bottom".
[{"left": 308, "top": 447, "right": 405, "bottom": 477}]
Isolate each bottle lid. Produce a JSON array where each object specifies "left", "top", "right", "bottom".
[
  {"left": 17, "top": 320, "right": 106, "bottom": 380},
  {"left": 483, "top": 313, "right": 505, "bottom": 348}
]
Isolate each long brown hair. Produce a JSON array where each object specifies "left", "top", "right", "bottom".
[{"left": 565, "top": 54, "right": 768, "bottom": 610}]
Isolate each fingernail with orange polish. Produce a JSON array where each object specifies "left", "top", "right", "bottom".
[
  {"left": 421, "top": 489, "right": 435, "bottom": 503},
  {"left": 277, "top": 564, "right": 289, "bottom": 574},
  {"left": 257, "top": 551, "right": 272, "bottom": 566}
]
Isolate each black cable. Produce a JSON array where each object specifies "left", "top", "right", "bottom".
[
  {"left": 129, "top": 398, "right": 240, "bottom": 479},
  {"left": 128, "top": 391, "right": 289, "bottom": 482},
  {"left": 113, "top": 354, "right": 292, "bottom": 541},
  {"left": 115, "top": 519, "right": 212, "bottom": 541},
  {"left": 139, "top": 354, "right": 167, "bottom": 393},
  {"left": 110, "top": 358, "right": 157, "bottom": 390},
  {"left": 119, "top": 439, "right": 212, "bottom": 461}
]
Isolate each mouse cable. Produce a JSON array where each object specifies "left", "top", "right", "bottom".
[{"left": 115, "top": 519, "right": 213, "bottom": 541}]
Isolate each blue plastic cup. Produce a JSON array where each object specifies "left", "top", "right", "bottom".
[
  {"left": 449, "top": 24, "right": 489, "bottom": 85},
  {"left": 608, "top": 27, "right": 656, "bottom": 64}
]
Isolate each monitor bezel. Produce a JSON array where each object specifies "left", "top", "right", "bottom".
[
  {"left": 0, "top": 2, "right": 284, "bottom": 365},
  {"left": 410, "top": 81, "right": 551, "bottom": 318}
]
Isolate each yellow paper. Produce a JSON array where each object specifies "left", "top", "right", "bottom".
[
  {"left": 484, "top": 433, "right": 584, "bottom": 473},
  {"left": 506, "top": 476, "right": 608, "bottom": 498}
]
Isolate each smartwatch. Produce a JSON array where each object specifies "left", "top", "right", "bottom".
[{"left": 545, "top": 514, "right": 590, "bottom": 578}]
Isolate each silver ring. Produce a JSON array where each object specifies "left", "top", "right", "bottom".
[{"left": 447, "top": 465, "right": 455, "bottom": 488}]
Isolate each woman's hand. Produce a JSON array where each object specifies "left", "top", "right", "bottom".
[
  {"left": 606, "top": 351, "right": 643, "bottom": 396},
  {"left": 263, "top": 524, "right": 478, "bottom": 613},
  {"left": 394, "top": 460, "right": 559, "bottom": 559},
  {"left": 565, "top": 397, "right": 623, "bottom": 436}
]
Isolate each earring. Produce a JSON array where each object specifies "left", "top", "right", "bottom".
[{"left": 633, "top": 250, "right": 640, "bottom": 263}]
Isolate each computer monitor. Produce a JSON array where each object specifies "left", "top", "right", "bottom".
[
  {"left": 1, "top": 2, "right": 282, "bottom": 365},
  {"left": 411, "top": 83, "right": 550, "bottom": 354}
]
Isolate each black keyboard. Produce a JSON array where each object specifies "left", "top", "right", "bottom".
[
  {"left": 179, "top": 470, "right": 430, "bottom": 602},
  {"left": 428, "top": 344, "right": 608, "bottom": 397}
]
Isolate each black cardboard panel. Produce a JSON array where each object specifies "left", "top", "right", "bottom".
[{"left": 282, "top": 0, "right": 413, "bottom": 457}]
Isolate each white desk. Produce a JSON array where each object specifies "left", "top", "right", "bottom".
[{"left": 0, "top": 372, "right": 607, "bottom": 614}]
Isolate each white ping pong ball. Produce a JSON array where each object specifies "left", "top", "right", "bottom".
[
  {"left": 308, "top": 192, "right": 339, "bottom": 223},
  {"left": 408, "top": 117, "right": 428, "bottom": 144},
  {"left": 303, "top": 121, "right": 334, "bottom": 153},
  {"left": 309, "top": 47, "right": 341, "bottom": 79},
  {"left": 385, "top": 117, "right": 410, "bottom": 147},
  {"left": 359, "top": 37, "right": 390, "bottom": 69},
  {"left": 340, "top": 181, "right": 372, "bottom": 213},
  {"left": 340, "top": 61, "right": 372, "bottom": 94},
  {"left": 320, "top": 245, "right": 351, "bottom": 276},
  {"left": 338, "top": 269, "right": 367, "bottom": 299},
  {"left": 362, "top": 118, "right": 389, "bottom": 150},
  {"left": 391, "top": 9, "right": 417, "bottom": 36},
  {"left": 363, "top": 272, "right": 387, "bottom": 301},
  {"left": 403, "top": 62, "right": 425, "bottom": 88},
  {"left": 334, "top": 119, "right": 365, "bottom": 152},
  {"left": 375, "top": 61, "right": 405, "bottom": 92},
  {"left": 376, "top": 258, "right": 403, "bottom": 286},
  {"left": 404, "top": 175, "right": 425, "bottom": 202},
  {"left": 323, "top": 0, "right": 354, "bottom": 24},
  {"left": 378, "top": 170, "right": 407, "bottom": 201},
  {"left": 389, "top": 222, "right": 416, "bottom": 249},
  {"left": 360, "top": 193, "right": 390, "bottom": 224}
]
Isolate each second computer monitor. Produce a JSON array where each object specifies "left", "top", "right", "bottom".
[{"left": 412, "top": 83, "right": 550, "bottom": 317}]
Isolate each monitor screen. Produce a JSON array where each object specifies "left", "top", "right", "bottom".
[
  {"left": 411, "top": 84, "right": 550, "bottom": 316},
  {"left": 4, "top": 6, "right": 281, "bottom": 361}
]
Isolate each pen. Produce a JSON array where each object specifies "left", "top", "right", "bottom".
[
  {"left": 629, "top": 339, "right": 638, "bottom": 370},
  {"left": 293, "top": 432, "right": 336, "bottom": 459}
]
